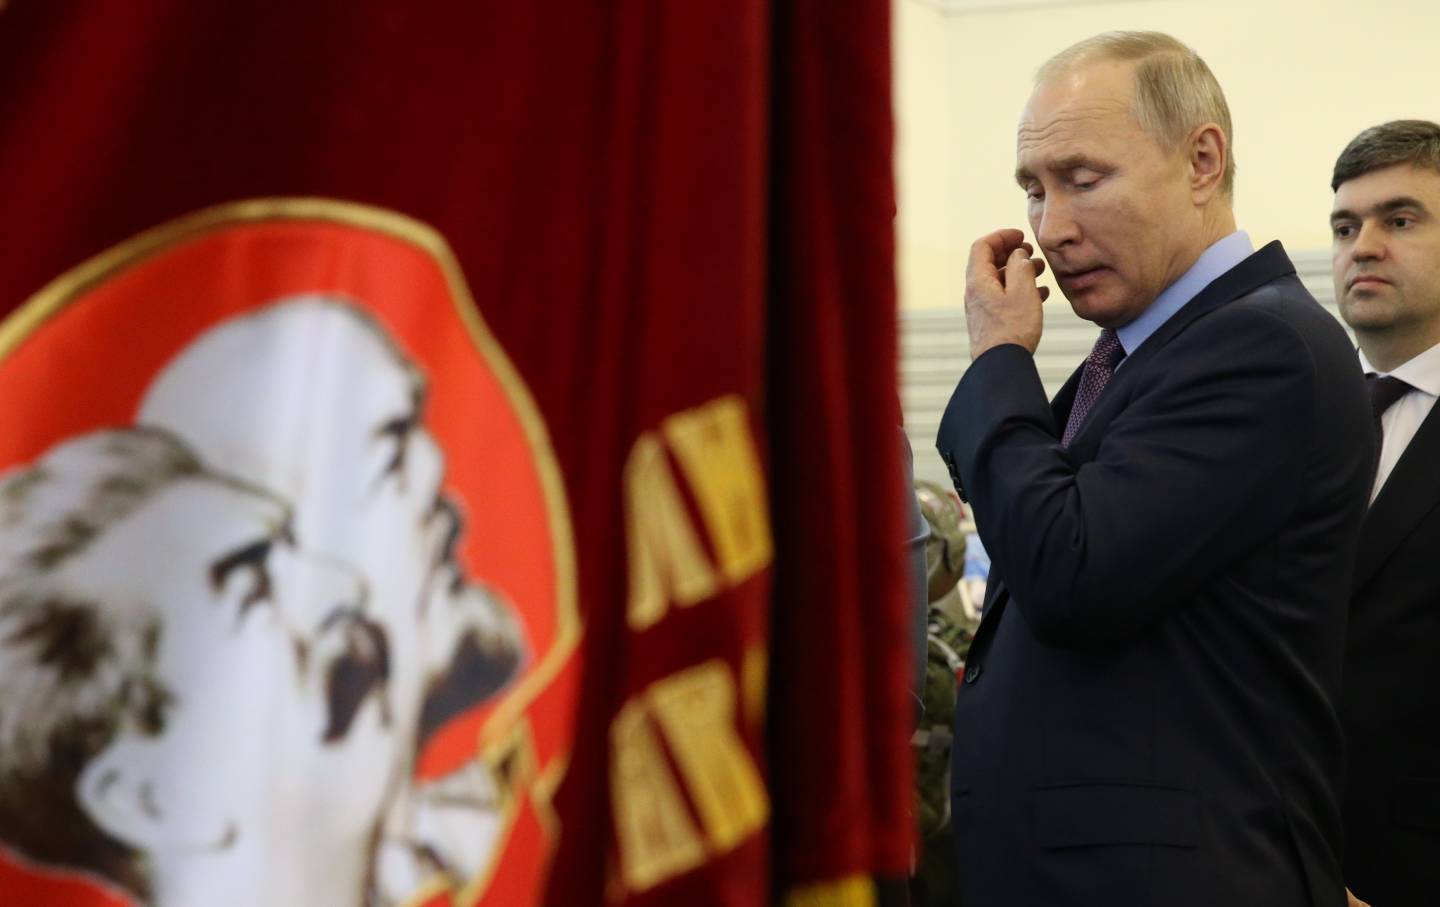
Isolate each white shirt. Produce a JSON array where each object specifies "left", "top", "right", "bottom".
[{"left": 1359, "top": 342, "right": 1440, "bottom": 503}]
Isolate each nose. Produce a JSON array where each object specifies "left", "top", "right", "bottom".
[
  {"left": 407, "top": 431, "right": 444, "bottom": 516},
  {"left": 1351, "top": 221, "right": 1386, "bottom": 262},
  {"left": 1034, "top": 193, "right": 1080, "bottom": 250}
]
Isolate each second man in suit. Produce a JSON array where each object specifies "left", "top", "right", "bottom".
[
  {"left": 937, "top": 31, "right": 1373, "bottom": 906},
  {"left": 1330, "top": 119, "right": 1440, "bottom": 907}
]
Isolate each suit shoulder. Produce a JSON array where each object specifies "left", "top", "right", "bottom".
[
  {"left": 1228, "top": 274, "right": 1341, "bottom": 337},
  {"left": 1200, "top": 275, "right": 1353, "bottom": 365},
  {"left": 1182, "top": 286, "right": 1312, "bottom": 358}
]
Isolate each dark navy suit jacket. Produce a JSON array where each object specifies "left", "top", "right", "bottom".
[
  {"left": 1343, "top": 377, "right": 1440, "bottom": 906},
  {"left": 936, "top": 243, "right": 1372, "bottom": 907}
]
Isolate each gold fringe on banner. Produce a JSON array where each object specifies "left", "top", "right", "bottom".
[{"left": 784, "top": 874, "right": 877, "bottom": 907}]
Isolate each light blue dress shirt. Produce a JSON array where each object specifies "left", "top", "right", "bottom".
[{"left": 1115, "top": 230, "right": 1254, "bottom": 362}]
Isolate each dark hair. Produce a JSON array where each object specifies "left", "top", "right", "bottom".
[{"left": 1332, "top": 120, "right": 1440, "bottom": 191}]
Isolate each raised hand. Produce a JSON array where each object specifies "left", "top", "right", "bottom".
[{"left": 964, "top": 227, "right": 1049, "bottom": 360}]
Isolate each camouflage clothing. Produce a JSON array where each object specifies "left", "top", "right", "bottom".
[
  {"left": 916, "top": 480, "right": 966, "bottom": 606},
  {"left": 913, "top": 606, "right": 973, "bottom": 835},
  {"left": 911, "top": 481, "right": 980, "bottom": 837},
  {"left": 910, "top": 481, "right": 981, "bottom": 907}
]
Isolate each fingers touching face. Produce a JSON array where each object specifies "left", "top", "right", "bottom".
[{"left": 968, "top": 230, "right": 1049, "bottom": 302}]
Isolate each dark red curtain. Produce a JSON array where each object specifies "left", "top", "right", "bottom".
[{"left": 0, "top": 3, "right": 911, "bottom": 904}]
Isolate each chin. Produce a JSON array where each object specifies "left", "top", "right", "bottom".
[
  {"left": 1339, "top": 300, "right": 1399, "bottom": 332},
  {"left": 1065, "top": 295, "right": 1125, "bottom": 328}
]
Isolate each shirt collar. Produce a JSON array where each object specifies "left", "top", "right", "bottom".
[
  {"left": 1115, "top": 230, "right": 1255, "bottom": 358},
  {"left": 1359, "top": 341, "right": 1440, "bottom": 397}
]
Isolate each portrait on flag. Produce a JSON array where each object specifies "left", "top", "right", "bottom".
[{"left": 0, "top": 200, "right": 580, "bottom": 907}]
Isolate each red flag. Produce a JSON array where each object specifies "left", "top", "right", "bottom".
[{"left": 0, "top": 4, "right": 910, "bottom": 905}]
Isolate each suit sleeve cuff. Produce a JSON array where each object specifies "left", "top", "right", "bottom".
[{"left": 934, "top": 343, "right": 1054, "bottom": 502}]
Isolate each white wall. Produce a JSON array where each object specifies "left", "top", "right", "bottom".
[{"left": 895, "top": 0, "right": 1440, "bottom": 311}]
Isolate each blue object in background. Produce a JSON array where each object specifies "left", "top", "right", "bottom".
[{"left": 964, "top": 531, "right": 989, "bottom": 581}]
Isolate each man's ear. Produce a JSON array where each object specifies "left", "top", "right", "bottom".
[
  {"left": 76, "top": 735, "right": 192, "bottom": 853},
  {"left": 1188, "top": 123, "right": 1228, "bottom": 203}
]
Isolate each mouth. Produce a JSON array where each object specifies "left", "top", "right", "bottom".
[
  {"left": 1056, "top": 266, "right": 1110, "bottom": 292},
  {"left": 322, "top": 613, "right": 392, "bottom": 744},
  {"left": 1348, "top": 274, "right": 1392, "bottom": 292}
]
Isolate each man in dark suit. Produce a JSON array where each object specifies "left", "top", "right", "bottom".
[
  {"left": 1330, "top": 120, "right": 1440, "bottom": 907},
  {"left": 936, "top": 32, "right": 1372, "bottom": 906}
]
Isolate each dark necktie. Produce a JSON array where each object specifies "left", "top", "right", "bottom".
[
  {"left": 1366, "top": 372, "right": 1412, "bottom": 472},
  {"left": 1062, "top": 329, "right": 1126, "bottom": 447}
]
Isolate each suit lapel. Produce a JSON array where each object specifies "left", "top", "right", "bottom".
[
  {"left": 1354, "top": 401, "right": 1440, "bottom": 592},
  {"left": 1051, "top": 361, "right": 1084, "bottom": 430},
  {"left": 1065, "top": 241, "right": 1299, "bottom": 451}
]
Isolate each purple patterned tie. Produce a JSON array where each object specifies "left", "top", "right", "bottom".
[{"left": 1061, "top": 328, "right": 1125, "bottom": 447}]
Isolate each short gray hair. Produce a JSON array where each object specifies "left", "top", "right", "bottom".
[
  {"left": 1331, "top": 120, "right": 1440, "bottom": 191},
  {"left": 1039, "top": 31, "right": 1236, "bottom": 197}
]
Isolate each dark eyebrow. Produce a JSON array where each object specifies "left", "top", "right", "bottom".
[
  {"left": 208, "top": 517, "right": 293, "bottom": 593},
  {"left": 1331, "top": 196, "right": 1432, "bottom": 225},
  {"left": 209, "top": 537, "right": 272, "bottom": 592}
]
